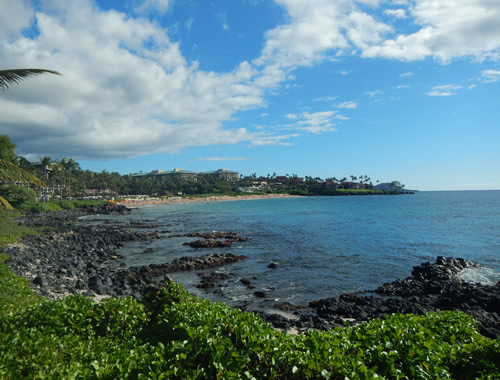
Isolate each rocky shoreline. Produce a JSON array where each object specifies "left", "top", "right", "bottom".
[
  {"left": 265, "top": 257, "right": 500, "bottom": 338},
  {"left": 2, "top": 205, "right": 499, "bottom": 339},
  {"left": 3, "top": 205, "right": 247, "bottom": 300}
]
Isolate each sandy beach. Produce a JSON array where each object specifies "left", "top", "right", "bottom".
[{"left": 119, "top": 193, "right": 300, "bottom": 207}]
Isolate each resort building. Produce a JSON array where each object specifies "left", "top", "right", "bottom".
[
  {"left": 154, "top": 168, "right": 199, "bottom": 181},
  {"left": 199, "top": 169, "right": 239, "bottom": 182},
  {"left": 129, "top": 168, "right": 239, "bottom": 182}
]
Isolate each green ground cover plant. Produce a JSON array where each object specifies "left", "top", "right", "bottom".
[{"left": 0, "top": 273, "right": 499, "bottom": 379}]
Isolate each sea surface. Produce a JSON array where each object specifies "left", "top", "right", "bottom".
[{"left": 97, "top": 191, "right": 500, "bottom": 309}]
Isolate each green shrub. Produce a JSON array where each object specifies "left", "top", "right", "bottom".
[
  {"left": 0, "top": 254, "right": 40, "bottom": 316},
  {"left": 0, "top": 278, "right": 499, "bottom": 379},
  {"left": 0, "top": 185, "right": 37, "bottom": 208},
  {"left": 57, "top": 200, "right": 75, "bottom": 209},
  {"left": 18, "top": 200, "right": 62, "bottom": 212}
]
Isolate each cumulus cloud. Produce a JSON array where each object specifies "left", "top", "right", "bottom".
[
  {"left": 428, "top": 84, "right": 463, "bottom": 96},
  {"left": 364, "top": 0, "right": 500, "bottom": 62},
  {"left": 255, "top": 0, "right": 392, "bottom": 68},
  {"left": 0, "top": 0, "right": 34, "bottom": 41},
  {"left": 2, "top": 0, "right": 500, "bottom": 162},
  {"left": 1, "top": 1, "right": 265, "bottom": 160}
]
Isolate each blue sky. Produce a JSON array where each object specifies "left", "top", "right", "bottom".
[{"left": 1, "top": 0, "right": 499, "bottom": 190}]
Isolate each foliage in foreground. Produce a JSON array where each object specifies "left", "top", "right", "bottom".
[
  {"left": 0, "top": 273, "right": 499, "bottom": 380},
  {"left": 0, "top": 210, "right": 39, "bottom": 246}
]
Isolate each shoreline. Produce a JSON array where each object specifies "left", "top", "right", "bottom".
[
  {"left": 120, "top": 193, "right": 300, "bottom": 207},
  {"left": 3, "top": 205, "right": 499, "bottom": 338}
]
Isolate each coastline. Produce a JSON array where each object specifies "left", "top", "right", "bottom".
[
  {"left": 120, "top": 193, "right": 300, "bottom": 207},
  {"left": 2, "top": 205, "right": 499, "bottom": 338}
]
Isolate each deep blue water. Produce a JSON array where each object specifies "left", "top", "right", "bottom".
[{"left": 101, "top": 191, "right": 500, "bottom": 308}]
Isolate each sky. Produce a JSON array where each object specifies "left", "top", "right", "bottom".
[{"left": 1, "top": 0, "right": 500, "bottom": 191}]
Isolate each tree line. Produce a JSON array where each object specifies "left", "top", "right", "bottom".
[{"left": 0, "top": 134, "right": 241, "bottom": 205}]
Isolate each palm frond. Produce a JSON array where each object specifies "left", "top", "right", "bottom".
[
  {"left": 0, "top": 196, "right": 14, "bottom": 211},
  {"left": 0, "top": 159, "right": 47, "bottom": 187},
  {"left": 0, "top": 69, "right": 61, "bottom": 90}
]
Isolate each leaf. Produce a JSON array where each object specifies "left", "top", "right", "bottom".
[
  {"left": 0, "top": 159, "right": 47, "bottom": 187},
  {"left": 0, "top": 68, "right": 61, "bottom": 90}
]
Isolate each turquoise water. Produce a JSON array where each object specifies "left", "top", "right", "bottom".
[{"left": 111, "top": 191, "right": 500, "bottom": 306}]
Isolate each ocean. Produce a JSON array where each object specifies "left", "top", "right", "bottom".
[{"left": 103, "top": 190, "right": 500, "bottom": 309}]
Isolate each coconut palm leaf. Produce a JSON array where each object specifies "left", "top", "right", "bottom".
[
  {"left": 0, "top": 159, "right": 47, "bottom": 187},
  {"left": 0, "top": 69, "right": 61, "bottom": 90},
  {"left": 0, "top": 196, "right": 14, "bottom": 211}
]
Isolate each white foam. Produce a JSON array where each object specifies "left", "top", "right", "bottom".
[{"left": 459, "top": 267, "right": 500, "bottom": 285}]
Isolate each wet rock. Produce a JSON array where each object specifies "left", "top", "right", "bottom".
[
  {"left": 298, "top": 256, "right": 500, "bottom": 338},
  {"left": 197, "top": 272, "right": 230, "bottom": 289},
  {"left": 2, "top": 208, "right": 245, "bottom": 301},
  {"left": 239, "top": 278, "right": 255, "bottom": 289},
  {"left": 183, "top": 239, "right": 233, "bottom": 248},
  {"left": 181, "top": 231, "right": 249, "bottom": 249},
  {"left": 268, "top": 262, "right": 279, "bottom": 269}
]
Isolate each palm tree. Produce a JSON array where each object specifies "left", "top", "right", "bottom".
[
  {"left": 0, "top": 69, "right": 61, "bottom": 90},
  {"left": 0, "top": 69, "right": 59, "bottom": 208},
  {"left": 59, "top": 158, "right": 80, "bottom": 198},
  {"left": 0, "top": 159, "right": 47, "bottom": 210}
]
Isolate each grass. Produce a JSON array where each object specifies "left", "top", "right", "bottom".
[{"left": 0, "top": 209, "right": 39, "bottom": 246}]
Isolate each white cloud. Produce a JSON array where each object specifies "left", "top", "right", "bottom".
[
  {"left": 0, "top": 0, "right": 33, "bottom": 41},
  {"left": 3, "top": 0, "right": 500, "bottom": 163},
  {"left": 338, "top": 101, "right": 357, "bottom": 109},
  {"left": 364, "top": 0, "right": 500, "bottom": 62},
  {"left": 384, "top": 9, "right": 407, "bottom": 19},
  {"left": 135, "top": 0, "right": 172, "bottom": 15},
  {"left": 0, "top": 2, "right": 267, "bottom": 160},
  {"left": 428, "top": 84, "right": 463, "bottom": 96},
  {"left": 255, "top": 0, "right": 391, "bottom": 68},
  {"left": 480, "top": 69, "right": 500, "bottom": 82},
  {"left": 286, "top": 111, "right": 338, "bottom": 134}
]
